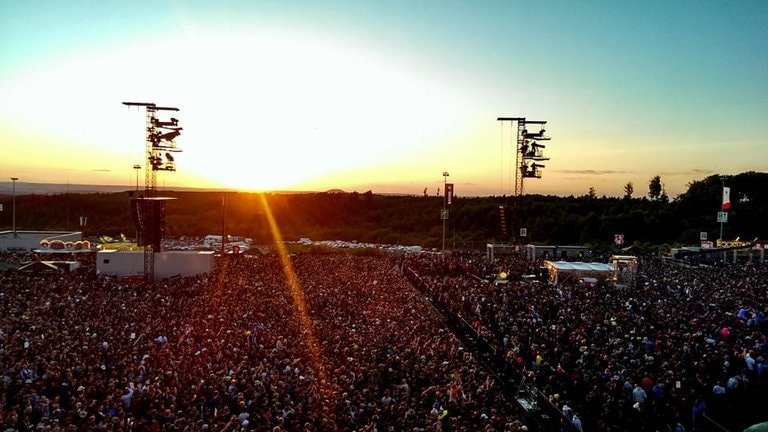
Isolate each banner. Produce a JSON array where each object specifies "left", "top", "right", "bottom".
[
  {"left": 716, "top": 238, "right": 752, "bottom": 248},
  {"left": 445, "top": 183, "right": 454, "bottom": 206},
  {"left": 722, "top": 187, "right": 731, "bottom": 210}
]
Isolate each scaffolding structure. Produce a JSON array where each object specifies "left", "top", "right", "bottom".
[
  {"left": 496, "top": 117, "right": 551, "bottom": 242},
  {"left": 122, "top": 102, "right": 182, "bottom": 282},
  {"left": 497, "top": 117, "right": 550, "bottom": 196}
]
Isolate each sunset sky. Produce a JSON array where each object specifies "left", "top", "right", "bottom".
[{"left": 1, "top": 1, "right": 766, "bottom": 198}]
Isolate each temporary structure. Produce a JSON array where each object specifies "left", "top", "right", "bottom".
[{"left": 544, "top": 261, "right": 614, "bottom": 285}]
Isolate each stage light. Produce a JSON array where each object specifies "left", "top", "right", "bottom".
[
  {"left": 158, "top": 130, "right": 181, "bottom": 142},
  {"left": 523, "top": 128, "right": 550, "bottom": 140}
]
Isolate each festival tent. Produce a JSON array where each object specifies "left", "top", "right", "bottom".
[
  {"left": 544, "top": 261, "right": 615, "bottom": 285},
  {"left": 17, "top": 261, "right": 63, "bottom": 274}
]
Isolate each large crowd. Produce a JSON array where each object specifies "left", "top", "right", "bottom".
[
  {"left": 0, "top": 249, "right": 766, "bottom": 432},
  {"left": 404, "top": 252, "right": 768, "bottom": 432},
  {"left": 0, "top": 251, "right": 530, "bottom": 432}
]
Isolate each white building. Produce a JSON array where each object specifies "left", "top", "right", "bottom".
[{"left": 96, "top": 250, "right": 215, "bottom": 279}]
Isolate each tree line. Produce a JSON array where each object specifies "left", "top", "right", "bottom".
[{"left": 1, "top": 172, "right": 766, "bottom": 254}]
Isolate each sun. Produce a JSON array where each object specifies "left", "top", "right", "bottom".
[
  {"left": 143, "top": 28, "right": 474, "bottom": 192},
  {"left": 1, "top": 24, "right": 475, "bottom": 193}
]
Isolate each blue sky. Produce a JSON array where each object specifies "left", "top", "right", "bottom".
[{"left": 1, "top": 1, "right": 766, "bottom": 197}]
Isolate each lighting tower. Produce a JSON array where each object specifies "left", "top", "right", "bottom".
[
  {"left": 496, "top": 117, "right": 551, "bottom": 242},
  {"left": 123, "top": 102, "right": 182, "bottom": 282},
  {"left": 497, "top": 117, "right": 550, "bottom": 196},
  {"left": 133, "top": 164, "right": 141, "bottom": 191}
]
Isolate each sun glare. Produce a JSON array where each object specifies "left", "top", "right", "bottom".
[
  {"left": 1, "top": 24, "right": 474, "bottom": 191},
  {"left": 141, "top": 28, "right": 474, "bottom": 191}
]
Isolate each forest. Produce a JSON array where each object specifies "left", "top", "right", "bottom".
[{"left": 2, "top": 172, "right": 766, "bottom": 254}]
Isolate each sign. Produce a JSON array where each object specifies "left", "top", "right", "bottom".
[
  {"left": 716, "top": 239, "right": 752, "bottom": 248},
  {"left": 445, "top": 183, "right": 454, "bottom": 206},
  {"left": 614, "top": 234, "right": 624, "bottom": 245},
  {"left": 700, "top": 232, "right": 707, "bottom": 241},
  {"left": 520, "top": 228, "right": 527, "bottom": 237},
  {"left": 701, "top": 241, "right": 713, "bottom": 248},
  {"left": 717, "top": 211, "right": 728, "bottom": 223},
  {"left": 440, "top": 209, "right": 449, "bottom": 220}
]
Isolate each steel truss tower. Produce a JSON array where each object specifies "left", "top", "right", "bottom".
[
  {"left": 497, "top": 117, "right": 550, "bottom": 196},
  {"left": 496, "top": 117, "right": 551, "bottom": 242},
  {"left": 123, "top": 102, "right": 182, "bottom": 282}
]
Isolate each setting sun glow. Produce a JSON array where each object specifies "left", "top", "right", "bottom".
[{"left": 1, "top": 1, "right": 765, "bottom": 197}]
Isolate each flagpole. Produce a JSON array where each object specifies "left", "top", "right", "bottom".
[
  {"left": 442, "top": 171, "right": 449, "bottom": 254},
  {"left": 719, "top": 215, "right": 724, "bottom": 241},
  {"left": 720, "top": 182, "right": 725, "bottom": 263},
  {"left": 719, "top": 178, "right": 731, "bottom": 263},
  {"left": 719, "top": 190, "right": 724, "bottom": 242},
  {"left": 720, "top": 179, "right": 729, "bottom": 241}
]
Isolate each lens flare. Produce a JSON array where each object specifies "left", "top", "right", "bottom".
[{"left": 257, "top": 193, "right": 330, "bottom": 396}]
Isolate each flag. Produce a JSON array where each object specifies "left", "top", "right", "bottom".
[
  {"left": 722, "top": 187, "right": 731, "bottom": 210},
  {"left": 445, "top": 183, "right": 454, "bottom": 206}
]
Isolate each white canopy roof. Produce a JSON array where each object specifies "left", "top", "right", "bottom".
[{"left": 546, "top": 261, "right": 614, "bottom": 272}]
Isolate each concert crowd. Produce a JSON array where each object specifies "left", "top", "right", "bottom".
[
  {"left": 0, "top": 249, "right": 766, "bottom": 432},
  {"left": 405, "top": 252, "right": 768, "bottom": 432},
  {"left": 0, "top": 252, "right": 528, "bottom": 432}
]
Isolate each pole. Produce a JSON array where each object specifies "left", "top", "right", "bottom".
[
  {"left": 133, "top": 164, "right": 141, "bottom": 191},
  {"left": 719, "top": 219, "right": 723, "bottom": 241},
  {"left": 719, "top": 177, "right": 727, "bottom": 241},
  {"left": 221, "top": 193, "right": 227, "bottom": 256},
  {"left": 718, "top": 177, "right": 728, "bottom": 262},
  {"left": 719, "top": 176, "right": 731, "bottom": 262},
  {"left": 10, "top": 177, "right": 18, "bottom": 238},
  {"left": 442, "top": 172, "right": 449, "bottom": 254}
]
